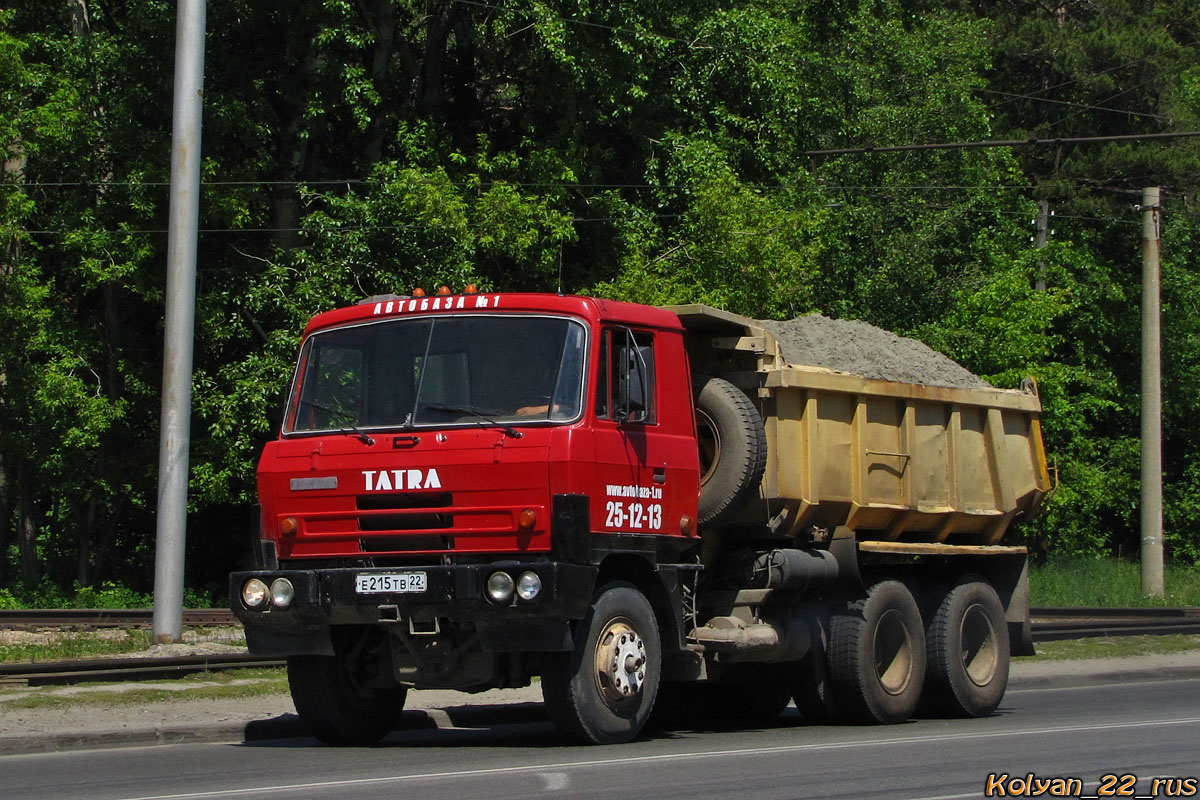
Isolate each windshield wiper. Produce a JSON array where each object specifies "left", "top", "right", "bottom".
[
  {"left": 298, "top": 400, "right": 376, "bottom": 445},
  {"left": 423, "top": 404, "right": 523, "bottom": 439}
]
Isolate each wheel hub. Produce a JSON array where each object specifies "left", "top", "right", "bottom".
[
  {"left": 594, "top": 618, "right": 647, "bottom": 706},
  {"left": 874, "top": 608, "right": 914, "bottom": 696},
  {"left": 959, "top": 601, "right": 999, "bottom": 686}
]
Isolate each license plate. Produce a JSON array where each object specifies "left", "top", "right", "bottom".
[{"left": 355, "top": 572, "right": 427, "bottom": 594}]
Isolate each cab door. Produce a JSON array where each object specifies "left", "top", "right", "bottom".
[{"left": 591, "top": 326, "right": 696, "bottom": 541}]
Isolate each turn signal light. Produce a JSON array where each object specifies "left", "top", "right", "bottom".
[
  {"left": 680, "top": 515, "right": 697, "bottom": 537},
  {"left": 280, "top": 516, "right": 299, "bottom": 536},
  {"left": 518, "top": 508, "right": 538, "bottom": 530}
]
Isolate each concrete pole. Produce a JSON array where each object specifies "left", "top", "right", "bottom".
[
  {"left": 153, "top": 0, "right": 206, "bottom": 643},
  {"left": 1035, "top": 199, "right": 1049, "bottom": 291},
  {"left": 1140, "top": 187, "right": 1164, "bottom": 598}
]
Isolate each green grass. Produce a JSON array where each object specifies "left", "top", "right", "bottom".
[
  {"left": 1023, "top": 633, "right": 1200, "bottom": 661},
  {"left": 0, "top": 668, "right": 289, "bottom": 711},
  {"left": 0, "top": 630, "right": 158, "bottom": 664},
  {"left": 1030, "top": 557, "right": 1200, "bottom": 607}
]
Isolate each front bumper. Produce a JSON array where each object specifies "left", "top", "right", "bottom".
[{"left": 230, "top": 561, "right": 597, "bottom": 656}]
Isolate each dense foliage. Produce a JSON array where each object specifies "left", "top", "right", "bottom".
[{"left": 2, "top": 0, "right": 1198, "bottom": 596}]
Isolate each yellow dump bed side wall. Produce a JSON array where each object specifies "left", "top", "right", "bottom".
[{"left": 763, "top": 367, "right": 1050, "bottom": 544}]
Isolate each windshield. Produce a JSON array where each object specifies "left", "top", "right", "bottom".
[{"left": 283, "top": 314, "right": 588, "bottom": 434}]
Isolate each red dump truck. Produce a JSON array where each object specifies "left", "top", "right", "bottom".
[{"left": 231, "top": 290, "right": 1051, "bottom": 745}]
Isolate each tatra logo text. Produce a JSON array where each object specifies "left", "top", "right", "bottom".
[{"left": 363, "top": 468, "right": 442, "bottom": 491}]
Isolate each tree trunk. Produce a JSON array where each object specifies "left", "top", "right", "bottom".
[
  {"left": 17, "top": 458, "right": 40, "bottom": 586},
  {"left": 271, "top": 41, "right": 321, "bottom": 252},
  {"left": 0, "top": 458, "right": 9, "bottom": 587},
  {"left": 364, "top": 0, "right": 397, "bottom": 166},
  {"left": 418, "top": 3, "right": 454, "bottom": 117},
  {"left": 90, "top": 494, "right": 125, "bottom": 586},
  {"left": 69, "top": 0, "right": 91, "bottom": 37}
]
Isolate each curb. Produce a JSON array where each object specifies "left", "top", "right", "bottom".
[
  {"left": 2, "top": 663, "right": 1198, "bottom": 756},
  {"left": 1007, "top": 662, "right": 1200, "bottom": 689}
]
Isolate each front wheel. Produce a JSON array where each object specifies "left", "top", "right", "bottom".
[
  {"left": 542, "top": 582, "right": 661, "bottom": 744},
  {"left": 288, "top": 629, "right": 407, "bottom": 745}
]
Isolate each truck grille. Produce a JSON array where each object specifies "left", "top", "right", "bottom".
[
  {"left": 278, "top": 491, "right": 548, "bottom": 559},
  {"left": 359, "top": 535, "right": 450, "bottom": 552},
  {"left": 356, "top": 492, "right": 452, "bottom": 531}
]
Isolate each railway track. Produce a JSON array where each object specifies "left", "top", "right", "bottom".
[
  {"left": 1, "top": 606, "right": 1198, "bottom": 687},
  {"left": 0, "top": 608, "right": 237, "bottom": 629},
  {"left": 1030, "top": 605, "right": 1200, "bottom": 640}
]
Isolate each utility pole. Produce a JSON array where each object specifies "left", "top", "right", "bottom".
[
  {"left": 153, "top": 0, "right": 207, "bottom": 643},
  {"left": 1140, "top": 187, "right": 1164, "bottom": 598},
  {"left": 1035, "top": 199, "right": 1050, "bottom": 291}
]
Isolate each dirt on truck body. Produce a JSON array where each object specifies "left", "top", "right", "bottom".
[{"left": 232, "top": 292, "right": 1051, "bottom": 745}]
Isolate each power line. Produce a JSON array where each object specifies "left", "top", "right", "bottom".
[
  {"left": 452, "top": 0, "right": 1181, "bottom": 133},
  {"left": 975, "top": 88, "right": 1170, "bottom": 122},
  {"left": 1048, "top": 78, "right": 1165, "bottom": 131},
  {"left": 4, "top": 179, "right": 701, "bottom": 191},
  {"left": 807, "top": 131, "right": 1200, "bottom": 157},
  {"left": 19, "top": 212, "right": 690, "bottom": 236}
]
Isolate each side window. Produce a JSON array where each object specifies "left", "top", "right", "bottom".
[
  {"left": 597, "top": 327, "right": 655, "bottom": 424},
  {"left": 595, "top": 330, "right": 610, "bottom": 419}
]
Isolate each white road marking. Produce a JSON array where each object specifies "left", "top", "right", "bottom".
[{"left": 540, "top": 772, "right": 570, "bottom": 791}]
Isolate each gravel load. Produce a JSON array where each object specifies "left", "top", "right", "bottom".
[{"left": 759, "top": 314, "right": 993, "bottom": 390}]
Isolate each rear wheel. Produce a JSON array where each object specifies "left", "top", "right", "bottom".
[
  {"left": 542, "top": 582, "right": 661, "bottom": 744},
  {"left": 923, "top": 577, "right": 1010, "bottom": 717},
  {"left": 828, "top": 581, "right": 925, "bottom": 724},
  {"left": 288, "top": 628, "right": 406, "bottom": 746}
]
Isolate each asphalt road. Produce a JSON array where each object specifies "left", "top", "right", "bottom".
[{"left": 2, "top": 672, "right": 1198, "bottom": 800}]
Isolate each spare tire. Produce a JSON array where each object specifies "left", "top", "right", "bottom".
[{"left": 694, "top": 376, "right": 767, "bottom": 525}]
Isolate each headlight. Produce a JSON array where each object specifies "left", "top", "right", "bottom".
[
  {"left": 486, "top": 571, "right": 515, "bottom": 604},
  {"left": 242, "top": 578, "right": 269, "bottom": 609},
  {"left": 516, "top": 571, "right": 542, "bottom": 601},
  {"left": 270, "top": 578, "right": 295, "bottom": 609}
]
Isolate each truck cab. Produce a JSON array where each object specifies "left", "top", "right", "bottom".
[{"left": 233, "top": 291, "right": 702, "bottom": 743}]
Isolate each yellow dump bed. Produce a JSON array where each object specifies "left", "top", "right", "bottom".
[{"left": 668, "top": 304, "right": 1052, "bottom": 545}]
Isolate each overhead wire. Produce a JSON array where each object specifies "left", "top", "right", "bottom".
[
  {"left": 976, "top": 88, "right": 1170, "bottom": 123},
  {"left": 6, "top": 3, "right": 1194, "bottom": 238},
  {"left": 451, "top": 0, "right": 1187, "bottom": 134}
]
